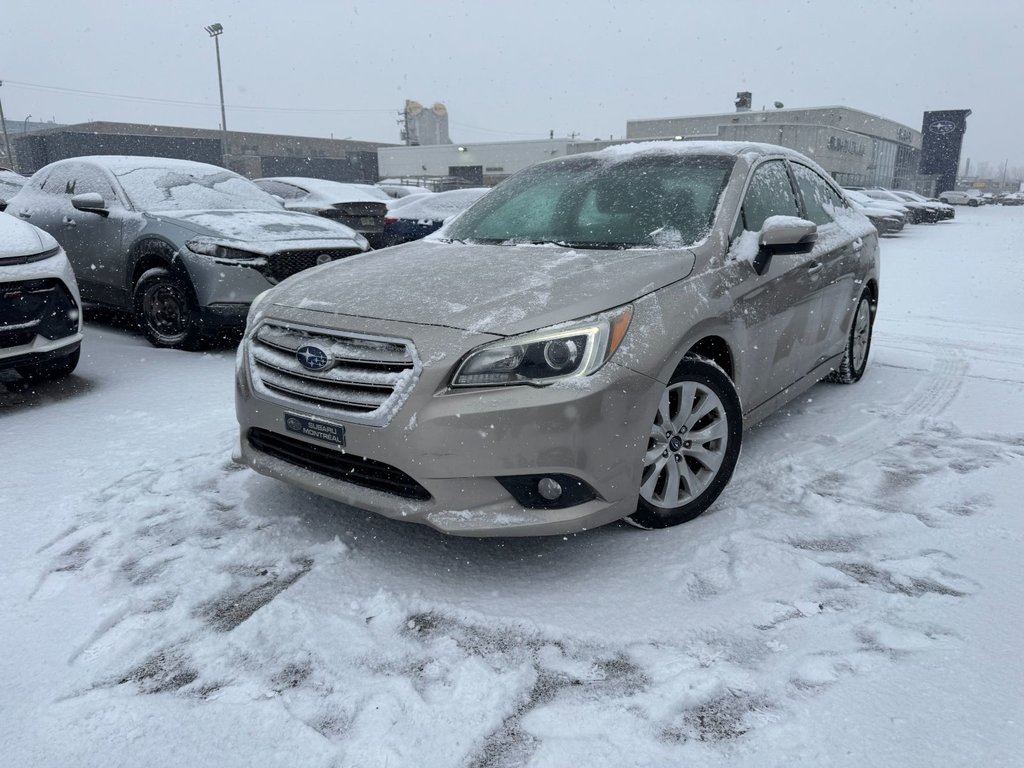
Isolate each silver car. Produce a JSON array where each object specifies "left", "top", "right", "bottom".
[
  {"left": 235, "top": 141, "right": 879, "bottom": 536},
  {"left": 6, "top": 156, "right": 369, "bottom": 348}
]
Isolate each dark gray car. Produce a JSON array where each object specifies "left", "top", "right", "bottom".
[
  {"left": 235, "top": 141, "right": 880, "bottom": 536},
  {"left": 6, "top": 156, "right": 369, "bottom": 348}
]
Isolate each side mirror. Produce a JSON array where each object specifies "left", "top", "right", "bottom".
[
  {"left": 752, "top": 216, "right": 817, "bottom": 275},
  {"left": 0, "top": 198, "right": 6, "bottom": 213},
  {"left": 71, "top": 192, "right": 109, "bottom": 216}
]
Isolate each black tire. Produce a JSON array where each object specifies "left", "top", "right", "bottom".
[
  {"left": 133, "top": 267, "right": 204, "bottom": 349},
  {"left": 16, "top": 346, "right": 80, "bottom": 382},
  {"left": 968, "top": 199, "right": 979, "bottom": 207},
  {"left": 827, "top": 290, "right": 873, "bottom": 384},
  {"left": 626, "top": 358, "right": 743, "bottom": 530}
]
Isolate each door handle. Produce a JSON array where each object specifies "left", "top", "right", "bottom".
[
  {"left": 851, "top": 237, "right": 863, "bottom": 252},
  {"left": 63, "top": 216, "right": 77, "bottom": 227},
  {"left": 807, "top": 261, "right": 824, "bottom": 275},
  {"left": 18, "top": 211, "right": 31, "bottom": 219}
]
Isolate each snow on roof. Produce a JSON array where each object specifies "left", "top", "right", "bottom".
[
  {"left": 45, "top": 155, "right": 234, "bottom": 177},
  {"left": 591, "top": 139, "right": 819, "bottom": 162}
]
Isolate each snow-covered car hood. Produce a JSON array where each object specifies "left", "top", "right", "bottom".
[
  {"left": 148, "top": 208, "right": 364, "bottom": 253},
  {"left": 266, "top": 238, "right": 696, "bottom": 336},
  {"left": 0, "top": 210, "right": 58, "bottom": 259}
]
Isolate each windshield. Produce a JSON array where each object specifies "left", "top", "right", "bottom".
[
  {"left": 114, "top": 166, "right": 281, "bottom": 212},
  {"left": 445, "top": 153, "right": 735, "bottom": 249}
]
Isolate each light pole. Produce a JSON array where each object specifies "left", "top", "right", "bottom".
[
  {"left": 205, "top": 23, "right": 227, "bottom": 132},
  {"left": 0, "top": 81, "right": 12, "bottom": 164},
  {"left": 23, "top": 115, "right": 31, "bottom": 134}
]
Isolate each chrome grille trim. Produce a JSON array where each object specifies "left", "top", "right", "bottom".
[{"left": 248, "top": 320, "right": 420, "bottom": 427}]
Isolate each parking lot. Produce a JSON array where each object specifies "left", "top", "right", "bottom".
[{"left": 3, "top": 206, "right": 1024, "bottom": 766}]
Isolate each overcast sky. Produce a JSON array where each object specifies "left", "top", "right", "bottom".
[{"left": 3, "top": 1, "right": 1021, "bottom": 172}]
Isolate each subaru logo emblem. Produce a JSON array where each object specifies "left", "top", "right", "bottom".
[
  {"left": 929, "top": 120, "right": 956, "bottom": 135},
  {"left": 296, "top": 343, "right": 333, "bottom": 372}
]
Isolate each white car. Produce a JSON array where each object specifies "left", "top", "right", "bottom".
[
  {"left": 938, "top": 190, "right": 982, "bottom": 206},
  {"left": 0, "top": 211, "right": 83, "bottom": 383}
]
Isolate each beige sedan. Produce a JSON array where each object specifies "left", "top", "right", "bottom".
[{"left": 235, "top": 141, "right": 879, "bottom": 536}]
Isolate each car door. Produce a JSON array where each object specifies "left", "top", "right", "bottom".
[
  {"left": 26, "top": 162, "right": 126, "bottom": 305},
  {"left": 790, "top": 162, "right": 863, "bottom": 367},
  {"left": 727, "top": 159, "right": 826, "bottom": 412}
]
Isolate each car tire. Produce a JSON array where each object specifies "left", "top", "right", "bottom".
[
  {"left": 968, "top": 199, "right": 979, "bottom": 207},
  {"left": 827, "top": 290, "right": 873, "bottom": 385},
  {"left": 15, "top": 346, "right": 80, "bottom": 382},
  {"left": 133, "top": 267, "right": 204, "bottom": 349},
  {"left": 626, "top": 358, "right": 743, "bottom": 530}
]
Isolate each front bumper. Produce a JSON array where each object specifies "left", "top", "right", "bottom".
[{"left": 234, "top": 309, "right": 663, "bottom": 536}]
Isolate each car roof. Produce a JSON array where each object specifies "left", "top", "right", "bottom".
[
  {"left": 45, "top": 155, "right": 235, "bottom": 176},
  {"left": 257, "top": 177, "right": 388, "bottom": 201}
]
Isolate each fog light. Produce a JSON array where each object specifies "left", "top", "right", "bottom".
[{"left": 537, "top": 477, "right": 563, "bottom": 501}]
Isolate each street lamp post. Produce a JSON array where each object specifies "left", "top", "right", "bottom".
[
  {"left": 205, "top": 23, "right": 227, "bottom": 133},
  {"left": 0, "top": 82, "right": 12, "bottom": 165}
]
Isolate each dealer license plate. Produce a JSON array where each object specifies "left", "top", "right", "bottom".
[{"left": 284, "top": 414, "right": 346, "bottom": 446}]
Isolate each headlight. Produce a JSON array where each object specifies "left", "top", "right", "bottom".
[
  {"left": 353, "top": 233, "right": 370, "bottom": 251},
  {"left": 451, "top": 305, "right": 633, "bottom": 387},
  {"left": 186, "top": 239, "right": 259, "bottom": 260}
]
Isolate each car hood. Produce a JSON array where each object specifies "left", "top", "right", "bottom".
[
  {"left": 147, "top": 208, "right": 363, "bottom": 253},
  {"left": 267, "top": 239, "right": 696, "bottom": 336},
  {"left": 0, "top": 211, "right": 56, "bottom": 259}
]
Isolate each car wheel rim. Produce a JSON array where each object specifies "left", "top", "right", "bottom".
[
  {"left": 641, "top": 381, "right": 729, "bottom": 509},
  {"left": 144, "top": 283, "right": 189, "bottom": 342},
  {"left": 852, "top": 298, "right": 871, "bottom": 371}
]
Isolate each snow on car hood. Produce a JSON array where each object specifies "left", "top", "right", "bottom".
[
  {"left": 0, "top": 211, "right": 55, "bottom": 258},
  {"left": 267, "top": 238, "right": 696, "bottom": 336},
  {"left": 148, "top": 208, "right": 363, "bottom": 250}
]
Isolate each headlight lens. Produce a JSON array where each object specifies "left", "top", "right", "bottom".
[
  {"left": 451, "top": 305, "right": 633, "bottom": 387},
  {"left": 186, "top": 239, "right": 259, "bottom": 260}
]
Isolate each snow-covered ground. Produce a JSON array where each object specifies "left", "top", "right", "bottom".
[{"left": 3, "top": 206, "right": 1023, "bottom": 767}]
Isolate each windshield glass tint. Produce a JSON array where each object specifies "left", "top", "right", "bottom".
[
  {"left": 114, "top": 167, "right": 280, "bottom": 211},
  {"left": 446, "top": 153, "right": 735, "bottom": 248}
]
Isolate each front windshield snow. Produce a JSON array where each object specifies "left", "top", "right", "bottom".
[
  {"left": 114, "top": 167, "right": 281, "bottom": 212},
  {"left": 445, "top": 153, "right": 736, "bottom": 248}
]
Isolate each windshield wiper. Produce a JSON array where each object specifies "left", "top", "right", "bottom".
[{"left": 524, "top": 239, "right": 635, "bottom": 250}]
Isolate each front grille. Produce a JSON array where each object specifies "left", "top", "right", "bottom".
[
  {"left": 266, "top": 248, "right": 363, "bottom": 282},
  {"left": 0, "top": 278, "right": 79, "bottom": 349},
  {"left": 249, "top": 321, "right": 419, "bottom": 426},
  {"left": 248, "top": 427, "right": 431, "bottom": 501}
]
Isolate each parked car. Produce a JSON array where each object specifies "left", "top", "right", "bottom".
[
  {"left": 858, "top": 189, "right": 938, "bottom": 223},
  {"left": 889, "top": 190, "right": 955, "bottom": 220},
  {"left": 253, "top": 177, "right": 389, "bottom": 248},
  {"left": 382, "top": 187, "right": 490, "bottom": 246},
  {"left": 377, "top": 183, "right": 434, "bottom": 200},
  {"left": 6, "top": 156, "right": 369, "bottom": 349},
  {"left": 235, "top": 141, "right": 879, "bottom": 537},
  {"left": 843, "top": 189, "right": 909, "bottom": 226},
  {"left": 848, "top": 199, "right": 904, "bottom": 235},
  {"left": 938, "top": 190, "right": 982, "bottom": 206},
  {"left": 996, "top": 192, "right": 1024, "bottom": 206},
  {"left": 0, "top": 169, "right": 28, "bottom": 208},
  {"left": 0, "top": 211, "right": 83, "bottom": 383}
]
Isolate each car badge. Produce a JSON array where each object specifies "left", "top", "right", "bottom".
[
  {"left": 316, "top": 253, "right": 333, "bottom": 265},
  {"left": 929, "top": 120, "right": 956, "bottom": 135},
  {"left": 296, "top": 343, "right": 333, "bottom": 372}
]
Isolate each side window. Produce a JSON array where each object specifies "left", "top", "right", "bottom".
[
  {"left": 740, "top": 160, "right": 800, "bottom": 232},
  {"left": 793, "top": 164, "right": 846, "bottom": 225},
  {"left": 74, "top": 166, "right": 119, "bottom": 203}
]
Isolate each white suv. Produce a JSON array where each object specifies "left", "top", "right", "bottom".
[
  {"left": 0, "top": 211, "right": 83, "bottom": 383},
  {"left": 938, "top": 190, "right": 982, "bottom": 206}
]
